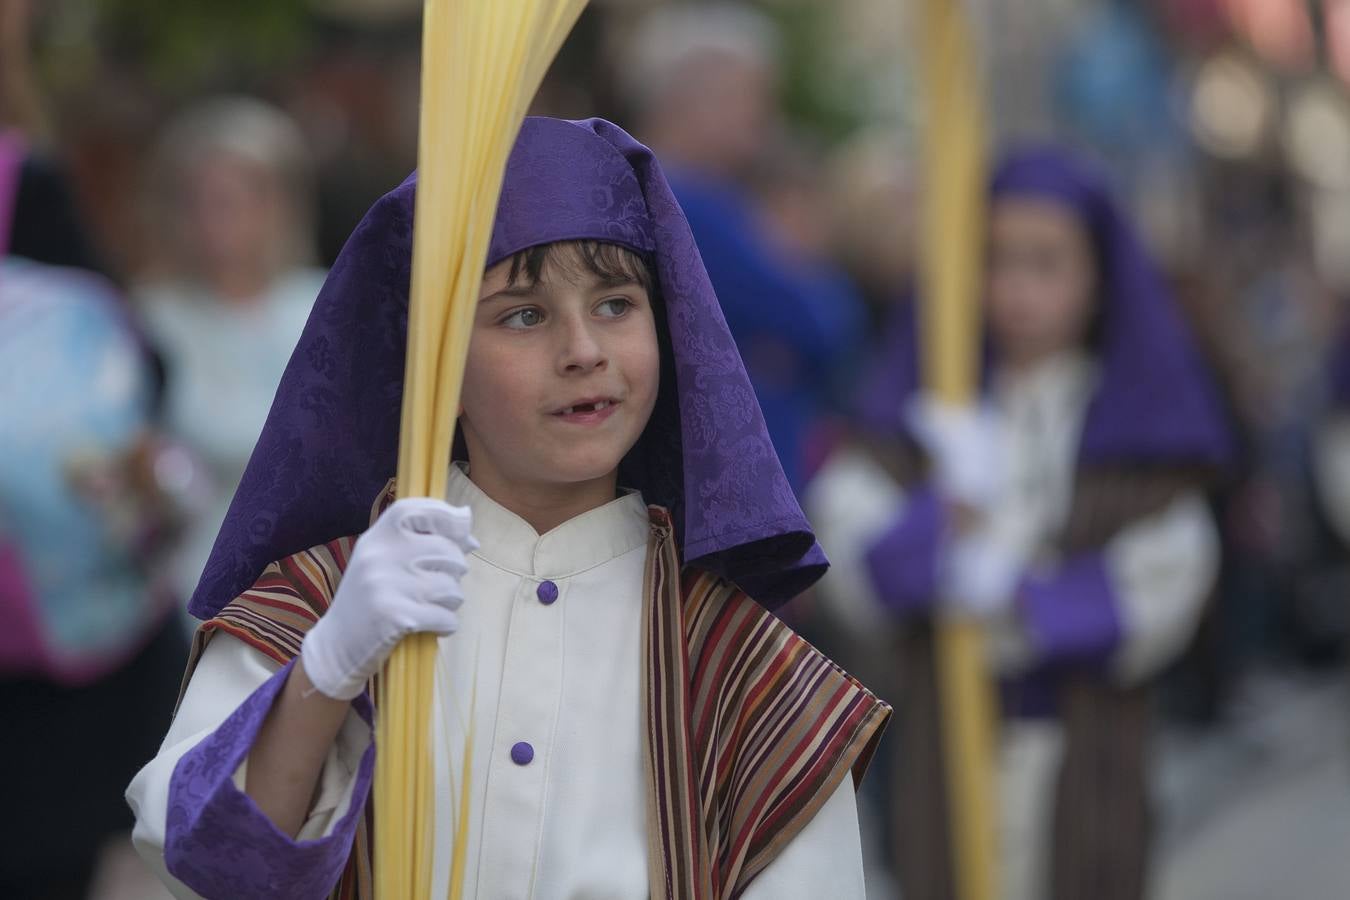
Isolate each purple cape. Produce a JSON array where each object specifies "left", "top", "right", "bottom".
[
  {"left": 858, "top": 145, "right": 1232, "bottom": 466},
  {"left": 189, "top": 117, "right": 825, "bottom": 619}
]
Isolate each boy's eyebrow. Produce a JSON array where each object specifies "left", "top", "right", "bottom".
[
  {"left": 479, "top": 273, "right": 643, "bottom": 303},
  {"left": 479, "top": 284, "right": 539, "bottom": 304},
  {"left": 593, "top": 273, "right": 642, "bottom": 289}
]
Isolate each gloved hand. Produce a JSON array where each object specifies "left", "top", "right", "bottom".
[
  {"left": 939, "top": 529, "right": 1025, "bottom": 620},
  {"left": 904, "top": 393, "right": 1006, "bottom": 513},
  {"left": 300, "top": 498, "right": 478, "bottom": 701}
]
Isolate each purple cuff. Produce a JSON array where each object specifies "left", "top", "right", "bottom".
[
  {"left": 864, "top": 485, "right": 945, "bottom": 617},
  {"left": 165, "top": 659, "right": 375, "bottom": 899},
  {"left": 1019, "top": 554, "right": 1123, "bottom": 665}
]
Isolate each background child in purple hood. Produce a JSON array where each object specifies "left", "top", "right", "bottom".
[{"left": 808, "top": 145, "right": 1231, "bottom": 900}]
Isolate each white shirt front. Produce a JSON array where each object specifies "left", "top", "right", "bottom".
[{"left": 130, "top": 464, "right": 864, "bottom": 898}]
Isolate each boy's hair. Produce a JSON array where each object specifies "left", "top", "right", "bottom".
[{"left": 504, "top": 240, "right": 658, "bottom": 298}]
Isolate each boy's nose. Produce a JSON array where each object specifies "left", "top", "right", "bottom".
[{"left": 559, "top": 319, "right": 607, "bottom": 373}]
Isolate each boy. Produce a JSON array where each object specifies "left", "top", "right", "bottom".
[{"left": 128, "top": 117, "right": 888, "bottom": 899}]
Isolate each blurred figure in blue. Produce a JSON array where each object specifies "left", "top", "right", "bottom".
[
  {"left": 823, "top": 129, "right": 917, "bottom": 330},
  {"left": 622, "top": 3, "right": 864, "bottom": 494},
  {"left": 135, "top": 97, "right": 325, "bottom": 601},
  {"left": 0, "top": 4, "right": 186, "bottom": 895},
  {"left": 807, "top": 147, "right": 1231, "bottom": 900},
  {"left": 1192, "top": 160, "right": 1346, "bottom": 699}
]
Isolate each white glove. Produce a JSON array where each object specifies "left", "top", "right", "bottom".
[
  {"left": 939, "top": 530, "right": 1025, "bottom": 619},
  {"left": 904, "top": 394, "right": 1005, "bottom": 512},
  {"left": 300, "top": 498, "right": 478, "bottom": 700}
]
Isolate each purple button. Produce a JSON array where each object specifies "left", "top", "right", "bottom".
[
  {"left": 536, "top": 580, "right": 559, "bottom": 605},
  {"left": 510, "top": 741, "right": 534, "bottom": 766}
]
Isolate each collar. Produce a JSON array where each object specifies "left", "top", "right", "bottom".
[
  {"left": 993, "top": 349, "right": 1098, "bottom": 420},
  {"left": 445, "top": 463, "right": 650, "bottom": 579}
]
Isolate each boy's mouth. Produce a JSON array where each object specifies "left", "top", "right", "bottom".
[
  {"left": 554, "top": 397, "right": 616, "bottom": 415},
  {"left": 552, "top": 397, "right": 620, "bottom": 424}
]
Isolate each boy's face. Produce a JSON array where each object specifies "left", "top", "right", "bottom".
[
  {"left": 459, "top": 248, "right": 661, "bottom": 498},
  {"left": 986, "top": 196, "right": 1097, "bottom": 368}
]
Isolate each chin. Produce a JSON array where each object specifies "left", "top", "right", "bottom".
[{"left": 543, "top": 451, "right": 627, "bottom": 486}]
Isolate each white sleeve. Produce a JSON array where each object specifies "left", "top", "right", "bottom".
[
  {"left": 125, "top": 633, "right": 372, "bottom": 897},
  {"left": 804, "top": 448, "right": 907, "bottom": 639},
  {"left": 1314, "top": 414, "right": 1350, "bottom": 547},
  {"left": 1106, "top": 491, "right": 1220, "bottom": 684},
  {"left": 740, "top": 778, "right": 868, "bottom": 899}
]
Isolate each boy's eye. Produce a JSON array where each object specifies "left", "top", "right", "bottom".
[
  {"left": 500, "top": 307, "right": 544, "bottom": 329},
  {"left": 596, "top": 297, "right": 634, "bottom": 318}
]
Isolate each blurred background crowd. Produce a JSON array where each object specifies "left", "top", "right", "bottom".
[{"left": 4, "top": 0, "right": 1350, "bottom": 897}]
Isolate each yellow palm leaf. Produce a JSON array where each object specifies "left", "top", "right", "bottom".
[
  {"left": 915, "top": 1, "right": 999, "bottom": 899},
  {"left": 377, "top": 1, "right": 589, "bottom": 895}
]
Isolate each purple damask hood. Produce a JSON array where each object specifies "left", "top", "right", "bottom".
[
  {"left": 858, "top": 145, "right": 1232, "bottom": 467},
  {"left": 189, "top": 117, "right": 824, "bottom": 618}
]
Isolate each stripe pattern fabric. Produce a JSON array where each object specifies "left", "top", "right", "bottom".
[{"left": 181, "top": 486, "right": 889, "bottom": 899}]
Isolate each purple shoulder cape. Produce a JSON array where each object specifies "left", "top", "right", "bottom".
[{"left": 190, "top": 117, "right": 825, "bottom": 619}]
